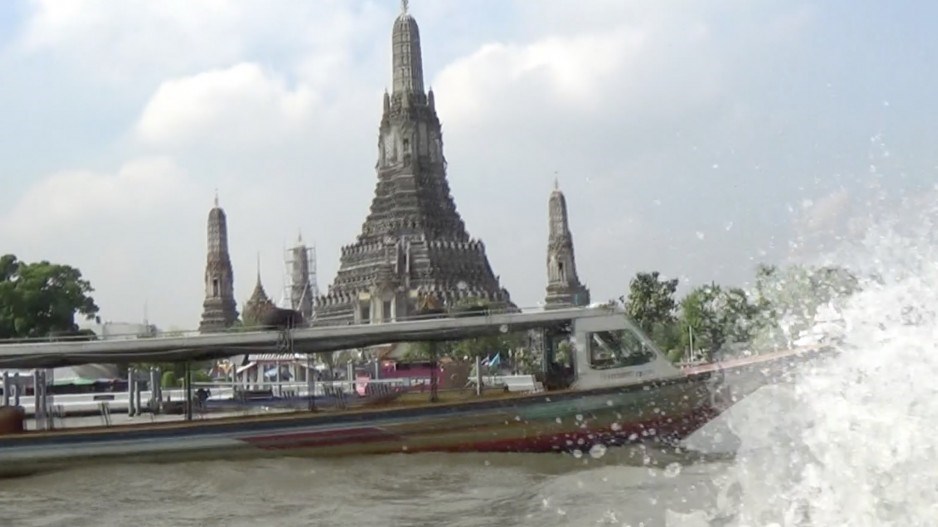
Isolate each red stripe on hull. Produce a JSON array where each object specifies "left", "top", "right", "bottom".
[
  {"left": 237, "top": 406, "right": 718, "bottom": 455},
  {"left": 420, "top": 407, "right": 719, "bottom": 454}
]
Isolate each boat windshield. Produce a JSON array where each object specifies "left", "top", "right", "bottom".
[{"left": 588, "top": 328, "right": 657, "bottom": 370}]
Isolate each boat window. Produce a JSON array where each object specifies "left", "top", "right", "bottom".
[{"left": 588, "top": 329, "right": 656, "bottom": 369}]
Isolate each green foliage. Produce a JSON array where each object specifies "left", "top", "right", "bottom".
[
  {"left": 398, "top": 297, "right": 523, "bottom": 364},
  {"left": 678, "top": 283, "right": 762, "bottom": 360},
  {"left": 623, "top": 272, "right": 679, "bottom": 333},
  {"left": 0, "top": 254, "right": 100, "bottom": 339},
  {"left": 161, "top": 371, "right": 178, "bottom": 388},
  {"left": 749, "top": 263, "right": 860, "bottom": 349},
  {"left": 191, "top": 371, "right": 213, "bottom": 384},
  {"left": 452, "top": 332, "right": 523, "bottom": 362},
  {"left": 622, "top": 271, "right": 680, "bottom": 352}
]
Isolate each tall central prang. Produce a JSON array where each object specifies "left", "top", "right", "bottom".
[{"left": 315, "top": 1, "right": 512, "bottom": 325}]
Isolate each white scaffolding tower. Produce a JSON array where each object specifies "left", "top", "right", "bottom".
[{"left": 281, "top": 235, "right": 319, "bottom": 319}]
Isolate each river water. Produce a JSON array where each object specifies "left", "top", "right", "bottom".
[
  {"left": 4, "top": 191, "right": 937, "bottom": 526},
  {"left": 0, "top": 446, "right": 735, "bottom": 527}
]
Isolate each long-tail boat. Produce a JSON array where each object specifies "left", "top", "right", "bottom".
[{"left": 0, "top": 305, "right": 819, "bottom": 478}]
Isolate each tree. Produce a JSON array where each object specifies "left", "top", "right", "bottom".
[
  {"left": 623, "top": 271, "right": 679, "bottom": 333},
  {"left": 679, "top": 283, "right": 761, "bottom": 361},
  {"left": 750, "top": 263, "right": 859, "bottom": 349},
  {"left": 621, "top": 271, "right": 680, "bottom": 351},
  {"left": 0, "top": 255, "right": 100, "bottom": 339}
]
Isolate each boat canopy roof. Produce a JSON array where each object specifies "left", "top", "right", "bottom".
[{"left": 0, "top": 306, "right": 621, "bottom": 369}]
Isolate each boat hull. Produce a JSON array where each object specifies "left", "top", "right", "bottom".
[{"left": 0, "top": 372, "right": 719, "bottom": 478}]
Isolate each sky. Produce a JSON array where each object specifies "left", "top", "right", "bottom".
[{"left": 0, "top": 0, "right": 936, "bottom": 330}]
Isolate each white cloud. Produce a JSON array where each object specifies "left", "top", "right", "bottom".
[
  {"left": 21, "top": 0, "right": 245, "bottom": 80},
  {"left": 135, "top": 63, "right": 317, "bottom": 149},
  {"left": 1, "top": 157, "right": 192, "bottom": 236},
  {"left": 0, "top": 157, "right": 210, "bottom": 326},
  {"left": 433, "top": 23, "right": 720, "bottom": 128},
  {"left": 17, "top": 0, "right": 392, "bottom": 86}
]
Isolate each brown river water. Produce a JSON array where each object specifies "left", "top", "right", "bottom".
[{"left": 0, "top": 444, "right": 733, "bottom": 527}]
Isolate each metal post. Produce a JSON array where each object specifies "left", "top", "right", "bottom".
[
  {"left": 12, "top": 373, "right": 20, "bottom": 406},
  {"left": 184, "top": 362, "right": 193, "bottom": 422},
  {"left": 33, "top": 370, "right": 44, "bottom": 430},
  {"left": 277, "top": 359, "right": 283, "bottom": 397},
  {"left": 429, "top": 342, "right": 439, "bottom": 403},
  {"left": 44, "top": 369, "right": 54, "bottom": 430},
  {"left": 135, "top": 374, "right": 143, "bottom": 416},
  {"left": 127, "top": 368, "right": 136, "bottom": 416},
  {"left": 2, "top": 371, "right": 10, "bottom": 407},
  {"left": 475, "top": 355, "right": 483, "bottom": 397},
  {"left": 148, "top": 368, "right": 157, "bottom": 413},
  {"left": 307, "top": 354, "right": 316, "bottom": 412},
  {"left": 157, "top": 367, "right": 163, "bottom": 413}
]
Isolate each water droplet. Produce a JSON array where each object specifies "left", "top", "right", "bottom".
[
  {"left": 589, "top": 444, "right": 607, "bottom": 459},
  {"left": 575, "top": 414, "right": 584, "bottom": 421},
  {"left": 572, "top": 449, "right": 583, "bottom": 459},
  {"left": 555, "top": 417, "right": 562, "bottom": 424},
  {"left": 663, "top": 462, "right": 682, "bottom": 478},
  {"left": 611, "top": 422, "right": 622, "bottom": 432}
]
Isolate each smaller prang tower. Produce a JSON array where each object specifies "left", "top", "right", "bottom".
[
  {"left": 199, "top": 195, "right": 239, "bottom": 332},
  {"left": 544, "top": 181, "right": 590, "bottom": 309},
  {"left": 243, "top": 255, "right": 275, "bottom": 327}
]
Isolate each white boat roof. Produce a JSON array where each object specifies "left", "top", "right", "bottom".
[{"left": 0, "top": 306, "right": 620, "bottom": 369}]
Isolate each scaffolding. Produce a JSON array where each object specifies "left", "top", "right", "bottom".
[{"left": 281, "top": 235, "right": 319, "bottom": 320}]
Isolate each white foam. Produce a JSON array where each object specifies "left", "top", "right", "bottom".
[{"left": 678, "top": 189, "right": 938, "bottom": 526}]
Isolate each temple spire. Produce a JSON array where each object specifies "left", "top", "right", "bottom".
[
  {"left": 255, "top": 251, "right": 262, "bottom": 285},
  {"left": 545, "top": 184, "right": 589, "bottom": 309},
  {"left": 199, "top": 198, "right": 239, "bottom": 332},
  {"left": 315, "top": 6, "right": 514, "bottom": 325},
  {"left": 392, "top": 0, "right": 424, "bottom": 96},
  {"left": 244, "top": 253, "right": 274, "bottom": 327}
]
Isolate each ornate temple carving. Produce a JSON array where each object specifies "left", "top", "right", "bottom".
[
  {"left": 545, "top": 182, "right": 590, "bottom": 309},
  {"left": 315, "top": 3, "right": 513, "bottom": 325},
  {"left": 199, "top": 196, "right": 239, "bottom": 332}
]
